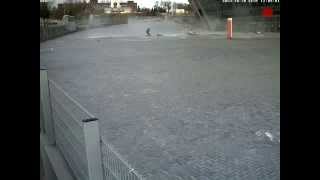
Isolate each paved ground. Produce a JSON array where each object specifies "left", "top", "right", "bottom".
[{"left": 41, "top": 17, "right": 280, "bottom": 180}]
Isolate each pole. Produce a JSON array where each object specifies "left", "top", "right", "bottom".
[
  {"left": 227, "top": 17, "right": 233, "bottom": 39},
  {"left": 40, "top": 68, "right": 55, "bottom": 145},
  {"left": 83, "top": 118, "right": 104, "bottom": 180}
]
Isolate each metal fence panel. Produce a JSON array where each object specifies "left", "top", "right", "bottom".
[
  {"left": 101, "top": 139, "right": 144, "bottom": 180},
  {"left": 42, "top": 74, "right": 143, "bottom": 180},
  {"left": 49, "top": 80, "right": 89, "bottom": 180},
  {"left": 48, "top": 79, "right": 104, "bottom": 180}
]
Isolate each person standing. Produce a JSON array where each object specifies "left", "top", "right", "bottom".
[{"left": 146, "top": 28, "right": 151, "bottom": 36}]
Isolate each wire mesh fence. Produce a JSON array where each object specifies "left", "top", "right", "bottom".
[
  {"left": 45, "top": 77, "right": 144, "bottom": 180},
  {"left": 101, "top": 138, "right": 144, "bottom": 180}
]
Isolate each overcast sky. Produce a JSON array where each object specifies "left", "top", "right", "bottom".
[
  {"left": 134, "top": 0, "right": 189, "bottom": 8},
  {"left": 51, "top": 0, "right": 189, "bottom": 8}
]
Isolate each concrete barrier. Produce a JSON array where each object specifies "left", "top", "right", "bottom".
[
  {"left": 40, "top": 14, "right": 129, "bottom": 42},
  {"left": 40, "top": 24, "right": 77, "bottom": 42},
  {"left": 209, "top": 15, "right": 280, "bottom": 33},
  {"left": 76, "top": 14, "right": 128, "bottom": 29}
]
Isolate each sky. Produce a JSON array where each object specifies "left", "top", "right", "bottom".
[
  {"left": 50, "top": 0, "right": 189, "bottom": 8},
  {"left": 134, "top": 0, "right": 189, "bottom": 8}
]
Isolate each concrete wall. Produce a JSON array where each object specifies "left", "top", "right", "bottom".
[
  {"left": 40, "top": 24, "right": 75, "bottom": 42},
  {"left": 210, "top": 15, "right": 280, "bottom": 32},
  {"left": 75, "top": 14, "right": 128, "bottom": 29},
  {"left": 168, "top": 15, "right": 279, "bottom": 33},
  {"left": 41, "top": 14, "right": 128, "bottom": 42}
]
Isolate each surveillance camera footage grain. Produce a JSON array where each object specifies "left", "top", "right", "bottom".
[{"left": 40, "top": 1, "right": 280, "bottom": 180}]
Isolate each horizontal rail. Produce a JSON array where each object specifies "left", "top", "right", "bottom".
[
  {"left": 54, "top": 117, "right": 87, "bottom": 157},
  {"left": 51, "top": 94, "right": 84, "bottom": 127},
  {"left": 49, "top": 80, "right": 96, "bottom": 119}
]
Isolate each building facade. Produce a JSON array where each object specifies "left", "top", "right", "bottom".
[{"left": 106, "top": 0, "right": 137, "bottom": 13}]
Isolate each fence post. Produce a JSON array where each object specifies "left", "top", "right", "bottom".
[
  {"left": 40, "top": 68, "right": 55, "bottom": 145},
  {"left": 83, "top": 118, "right": 104, "bottom": 180},
  {"left": 40, "top": 99, "right": 45, "bottom": 133}
]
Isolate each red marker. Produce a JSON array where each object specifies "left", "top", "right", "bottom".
[
  {"left": 227, "top": 18, "right": 233, "bottom": 40},
  {"left": 262, "top": 7, "right": 273, "bottom": 17}
]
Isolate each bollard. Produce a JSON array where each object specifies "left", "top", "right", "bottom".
[{"left": 227, "top": 18, "right": 233, "bottom": 40}]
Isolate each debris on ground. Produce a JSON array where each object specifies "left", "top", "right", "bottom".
[
  {"left": 187, "top": 31, "right": 198, "bottom": 36},
  {"left": 255, "top": 129, "right": 280, "bottom": 143}
]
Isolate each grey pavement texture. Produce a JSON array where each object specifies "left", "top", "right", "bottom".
[{"left": 41, "top": 17, "right": 280, "bottom": 180}]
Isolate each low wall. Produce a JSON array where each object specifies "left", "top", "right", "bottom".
[
  {"left": 40, "top": 24, "right": 74, "bottom": 42},
  {"left": 76, "top": 14, "right": 128, "bottom": 29},
  {"left": 164, "top": 15, "right": 280, "bottom": 33},
  {"left": 41, "top": 14, "right": 129, "bottom": 42},
  {"left": 208, "top": 15, "right": 280, "bottom": 33}
]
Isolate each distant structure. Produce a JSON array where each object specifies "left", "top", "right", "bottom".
[
  {"left": 120, "top": 1, "right": 138, "bottom": 13},
  {"left": 55, "top": 0, "right": 137, "bottom": 14},
  {"left": 190, "top": 0, "right": 280, "bottom": 18},
  {"left": 105, "top": 0, "right": 138, "bottom": 14},
  {"left": 40, "top": 0, "right": 58, "bottom": 8},
  {"left": 189, "top": 0, "right": 280, "bottom": 31},
  {"left": 170, "top": 3, "right": 192, "bottom": 15},
  {"left": 40, "top": 1, "right": 49, "bottom": 8}
]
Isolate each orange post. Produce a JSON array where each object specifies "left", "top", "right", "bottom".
[{"left": 227, "top": 18, "right": 233, "bottom": 40}]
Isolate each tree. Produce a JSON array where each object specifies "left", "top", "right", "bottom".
[
  {"left": 160, "top": 1, "right": 172, "bottom": 14},
  {"left": 49, "top": 6, "right": 63, "bottom": 20},
  {"left": 154, "top": 1, "right": 159, "bottom": 9},
  {"left": 40, "top": 2, "right": 50, "bottom": 19}
]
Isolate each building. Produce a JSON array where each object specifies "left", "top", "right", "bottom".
[
  {"left": 40, "top": 1, "right": 49, "bottom": 8},
  {"left": 126, "top": 1, "right": 137, "bottom": 12},
  {"left": 105, "top": 0, "right": 137, "bottom": 14},
  {"left": 119, "top": 1, "right": 137, "bottom": 13},
  {"left": 55, "top": 0, "right": 137, "bottom": 15},
  {"left": 170, "top": 3, "right": 190, "bottom": 15}
]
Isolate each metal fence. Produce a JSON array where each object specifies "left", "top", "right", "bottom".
[
  {"left": 40, "top": 68, "right": 144, "bottom": 180},
  {"left": 101, "top": 138, "right": 144, "bottom": 180}
]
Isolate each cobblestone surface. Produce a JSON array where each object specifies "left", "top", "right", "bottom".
[{"left": 41, "top": 18, "right": 280, "bottom": 180}]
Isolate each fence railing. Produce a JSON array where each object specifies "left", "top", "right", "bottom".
[{"left": 40, "top": 68, "right": 144, "bottom": 180}]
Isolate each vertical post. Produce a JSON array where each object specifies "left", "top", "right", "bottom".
[
  {"left": 40, "top": 68, "right": 55, "bottom": 145},
  {"left": 227, "top": 17, "right": 233, "bottom": 39},
  {"left": 83, "top": 118, "right": 104, "bottom": 180},
  {"left": 40, "top": 99, "right": 44, "bottom": 133}
]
